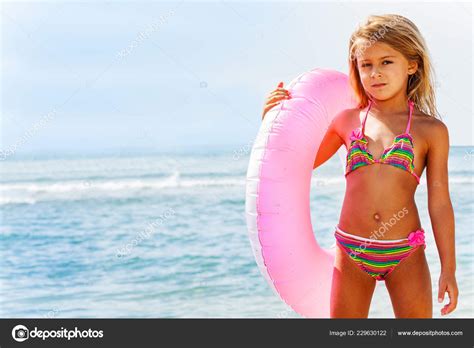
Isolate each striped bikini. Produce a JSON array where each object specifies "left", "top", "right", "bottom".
[
  {"left": 336, "top": 99, "right": 425, "bottom": 281},
  {"left": 345, "top": 98, "right": 420, "bottom": 184},
  {"left": 334, "top": 225, "right": 426, "bottom": 281}
]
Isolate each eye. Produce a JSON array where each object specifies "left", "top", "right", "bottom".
[
  {"left": 361, "top": 63, "right": 371, "bottom": 68},
  {"left": 382, "top": 60, "right": 393, "bottom": 65}
]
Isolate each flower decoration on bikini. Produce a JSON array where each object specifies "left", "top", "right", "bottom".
[{"left": 407, "top": 229, "right": 425, "bottom": 247}]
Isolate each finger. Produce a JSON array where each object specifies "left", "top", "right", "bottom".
[
  {"left": 262, "top": 103, "right": 278, "bottom": 119},
  {"left": 441, "top": 286, "right": 458, "bottom": 315},
  {"left": 265, "top": 95, "right": 290, "bottom": 104},
  {"left": 264, "top": 101, "right": 282, "bottom": 114},
  {"left": 267, "top": 93, "right": 290, "bottom": 102},
  {"left": 265, "top": 98, "right": 288, "bottom": 108},
  {"left": 266, "top": 101, "right": 282, "bottom": 109},
  {"left": 445, "top": 286, "right": 458, "bottom": 313},
  {"left": 441, "top": 301, "right": 456, "bottom": 315},
  {"left": 437, "top": 283, "right": 446, "bottom": 303},
  {"left": 268, "top": 89, "right": 290, "bottom": 98},
  {"left": 268, "top": 90, "right": 289, "bottom": 97},
  {"left": 267, "top": 95, "right": 291, "bottom": 104},
  {"left": 277, "top": 81, "right": 284, "bottom": 88}
]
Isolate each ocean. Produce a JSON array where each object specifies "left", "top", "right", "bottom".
[{"left": 0, "top": 147, "right": 472, "bottom": 318}]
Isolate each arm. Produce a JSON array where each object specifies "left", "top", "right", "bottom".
[
  {"left": 313, "top": 112, "right": 345, "bottom": 170},
  {"left": 425, "top": 120, "right": 458, "bottom": 315}
]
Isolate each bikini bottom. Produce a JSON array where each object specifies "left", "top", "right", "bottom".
[{"left": 334, "top": 224, "right": 426, "bottom": 281}]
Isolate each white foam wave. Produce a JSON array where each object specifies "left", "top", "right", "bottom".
[
  {"left": 1, "top": 173, "right": 471, "bottom": 206},
  {"left": 0, "top": 197, "right": 37, "bottom": 205},
  {"left": 0, "top": 173, "right": 244, "bottom": 205}
]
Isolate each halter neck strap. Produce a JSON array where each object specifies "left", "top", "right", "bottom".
[
  {"left": 405, "top": 99, "right": 415, "bottom": 133},
  {"left": 361, "top": 99, "right": 373, "bottom": 135}
]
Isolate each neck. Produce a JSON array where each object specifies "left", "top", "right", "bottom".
[{"left": 369, "top": 94, "right": 410, "bottom": 115}]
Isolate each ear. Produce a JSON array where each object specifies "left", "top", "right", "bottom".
[{"left": 408, "top": 60, "right": 418, "bottom": 75}]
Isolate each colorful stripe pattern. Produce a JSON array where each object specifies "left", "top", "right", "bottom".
[
  {"left": 345, "top": 99, "right": 420, "bottom": 184},
  {"left": 334, "top": 227, "right": 426, "bottom": 281}
]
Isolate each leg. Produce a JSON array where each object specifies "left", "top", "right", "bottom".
[
  {"left": 385, "top": 246, "right": 433, "bottom": 318},
  {"left": 330, "top": 244, "right": 376, "bottom": 318}
]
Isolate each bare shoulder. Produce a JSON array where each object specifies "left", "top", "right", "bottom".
[
  {"left": 413, "top": 111, "right": 449, "bottom": 149},
  {"left": 327, "top": 108, "right": 361, "bottom": 146},
  {"left": 330, "top": 108, "right": 361, "bottom": 128}
]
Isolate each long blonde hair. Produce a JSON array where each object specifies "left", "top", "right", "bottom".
[{"left": 348, "top": 14, "right": 440, "bottom": 118}]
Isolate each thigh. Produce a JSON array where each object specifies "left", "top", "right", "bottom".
[
  {"left": 330, "top": 245, "right": 376, "bottom": 318},
  {"left": 385, "top": 246, "right": 433, "bottom": 318}
]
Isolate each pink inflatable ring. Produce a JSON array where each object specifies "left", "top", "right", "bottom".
[{"left": 245, "top": 68, "right": 357, "bottom": 318}]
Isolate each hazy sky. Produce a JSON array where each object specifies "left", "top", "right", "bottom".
[{"left": 1, "top": 1, "right": 472, "bottom": 156}]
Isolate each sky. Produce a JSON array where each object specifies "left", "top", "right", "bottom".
[{"left": 1, "top": 1, "right": 472, "bottom": 157}]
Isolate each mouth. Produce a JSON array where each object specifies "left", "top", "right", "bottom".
[{"left": 372, "top": 83, "right": 387, "bottom": 88}]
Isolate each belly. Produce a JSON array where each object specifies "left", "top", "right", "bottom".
[{"left": 338, "top": 169, "right": 421, "bottom": 239}]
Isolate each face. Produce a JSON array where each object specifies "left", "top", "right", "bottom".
[{"left": 355, "top": 41, "right": 417, "bottom": 101}]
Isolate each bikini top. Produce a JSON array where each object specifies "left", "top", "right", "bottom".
[{"left": 345, "top": 99, "right": 420, "bottom": 184}]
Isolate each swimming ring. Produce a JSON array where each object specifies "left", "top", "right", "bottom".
[{"left": 245, "top": 68, "right": 357, "bottom": 318}]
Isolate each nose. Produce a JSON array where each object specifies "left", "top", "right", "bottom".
[{"left": 371, "top": 68, "right": 382, "bottom": 78}]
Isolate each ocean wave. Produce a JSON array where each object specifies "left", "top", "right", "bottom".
[
  {"left": 0, "top": 197, "right": 37, "bottom": 205},
  {"left": 0, "top": 174, "right": 244, "bottom": 192},
  {"left": 1, "top": 172, "right": 472, "bottom": 206},
  {"left": 0, "top": 172, "right": 244, "bottom": 205}
]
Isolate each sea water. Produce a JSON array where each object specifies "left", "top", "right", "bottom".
[{"left": 0, "top": 147, "right": 472, "bottom": 318}]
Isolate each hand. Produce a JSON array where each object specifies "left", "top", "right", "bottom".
[
  {"left": 262, "top": 81, "right": 291, "bottom": 120},
  {"left": 438, "top": 271, "right": 458, "bottom": 316}
]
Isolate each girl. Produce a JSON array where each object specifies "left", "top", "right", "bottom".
[{"left": 261, "top": 14, "right": 458, "bottom": 318}]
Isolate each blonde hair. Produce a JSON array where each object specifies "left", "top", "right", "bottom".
[{"left": 348, "top": 14, "right": 440, "bottom": 119}]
